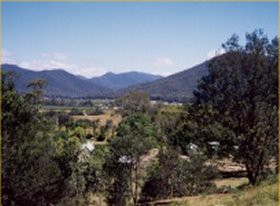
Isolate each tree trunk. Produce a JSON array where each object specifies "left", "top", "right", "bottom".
[
  {"left": 245, "top": 163, "right": 257, "bottom": 185},
  {"left": 130, "top": 166, "right": 134, "bottom": 205},
  {"left": 132, "top": 165, "right": 138, "bottom": 206}
]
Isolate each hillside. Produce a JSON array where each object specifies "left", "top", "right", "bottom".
[
  {"left": 1, "top": 61, "right": 209, "bottom": 101},
  {"left": 1, "top": 64, "right": 110, "bottom": 98},
  {"left": 90, "top": 71, "right": 162, "bottom": 89},
  {"left": 117, "top": 61, "right": 209, "bottom": 102}
]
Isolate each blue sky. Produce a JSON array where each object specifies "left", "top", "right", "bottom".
[{"left": 2, "top": 2, "right": 278, "bottom": 77}]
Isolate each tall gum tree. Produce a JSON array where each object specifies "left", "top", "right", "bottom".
[{"left": 190, "top": 29, "right": 278, "bottom": 185}]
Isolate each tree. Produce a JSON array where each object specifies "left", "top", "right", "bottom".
[
  {"left": 104, "top": 114, "right": 155, "bottom": 205},
  {"left": 97, "top": 126, "right": 106, "bottom": 141},
  {"left": 104, "top": 119, "right": 113, "bottom": 138},
  {"left": 2, "top": 74, "right": 104, "bottom": 205},
  {"left": 153, "top": 105, "right": 186, "bottom": 141},
  {"left": 105, "top": 119, "right": 113, "bottom": 130},
  {"left": 52, "top": 132, "right": 86, "bottom": 201},
  {"left": 75, "top": 119, "right": 92, "bottom": 130},
  {"left": 115, "top": 92, "right": 151, "bottom": 116},
  {"left": 92, "top": 119, "right": 100, "bottom": 136},
  {"left": 58, "top": 112, "right": 72, "bottom": 129},
  {"left": 26, "top": 79, "right": 48, "bottom": 104},
  {"left": 190, "top": 29, "right": 278, "bottom": 185},
  {"left": 2, "top": 74, "right": 63, "bottom": 205},
  {"left": 141, "top": 147, "right": 217, "bottom": 202}
]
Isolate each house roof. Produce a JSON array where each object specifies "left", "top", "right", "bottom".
[{"left": 81, "top": 141, "right": 95, "bottom": 152}]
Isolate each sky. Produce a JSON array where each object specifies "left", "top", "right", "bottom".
[{"left": 2, "top": 2, "right": 278, "bottom": 77}]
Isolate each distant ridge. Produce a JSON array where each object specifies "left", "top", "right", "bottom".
[
  {"left": 1, "top": 61, "right": 210, "bottom": 101},
  {"left": 90, "top": 71, "right": 163, "bottom": 89},
  {"left": 1, "top": 64, "right": 110, "bottom": 98},
  {"left": 116, "top": 61, "right": 209, "bottom": 102},
  {"left": 1, "top": 64, "right": 162, "bottom": 98}
]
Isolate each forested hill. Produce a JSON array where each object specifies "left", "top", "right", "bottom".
[
  {"left": 90, "top": 71, "right": 162, "bottom": 89},
  {"left": 1, "top": 64, "right": 163, "bottom": 98},
  {"left": 116, "top": 61, "right": 209, "bottom": 102},
  {"left": 1, "top": 64, "right": 110, "bottom": 98},
  {"left": 1, "top": 61, "right": 209, "bottom": 101}
]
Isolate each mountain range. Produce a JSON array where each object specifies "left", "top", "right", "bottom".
[
  {"left": 90, "top": 71, "right": 162, "bottom": 89},
  {"left": 117, "top": 62, "right": 208, "bottom": 102},
  {"left": 1, "top": 64, "right": 162, "bottom": 98},
  {"left": 2, "top": 61, "right": 210, "bottom": 102}
]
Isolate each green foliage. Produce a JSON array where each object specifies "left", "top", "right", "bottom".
[
  {"left": 92, "top": 119, "right": 100, "bottom": 136},
  {"left": 190, "top": 29, "right": 278, "bottom": 185},
  {"left": 26, "top": 79, "right": 48, "bottom": 104},
  {"left": 69, "top": 126, "right": 87, "bottom": 141},
  {"left": 153, "top": 105, "right": 185, "bottom": 139},
  {"left": 58, "top": 112, "right": 72, "bottom": 129},
  {"left": 115, "top": 91, "right": 151, "bottom": 116},
  {"left": 86, "top": 107, "right": 104, "bottom": 115},
  {"left": 69, "top": 108, "right": 84, "bottom": 115},
  {"left": 141, "top": 148, "right": 217, "bottom": 202},
  {"left": 97, "top": 126, "right": 106, "bottom": 141},
  {"left": 75, "top": 119, "right": 92, "bottom": 129},
  {"left": 2, "top": 74, "right": 105, "bottom": 205},
  {"left": 170, "top": 121, "right": 195, "bottom": 155},
  {"left": 105, "top": 119, "right": 113, "bottom": 131},
  {"left": 53, "top": 133, "right": 110, "bottom": 205},
  {"left": 104, "top": 114, "right": 156, "bottom": 205},
  {"left": 86, "top": 133, "right": 93, "bottom": 139},
  {"left": 2, "top": 73, "right": 63, "bottom": 205}
]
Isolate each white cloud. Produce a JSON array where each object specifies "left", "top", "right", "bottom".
[
  {"left": 6, "top": 51, "right": 106, "bottom": 77},
  {"left": 1, "top": 49, "right": 16, "bottom": 64},
  {"left": 76, "top": 66, "right": 107, "bottom": 77},
  {"left": 18, "top": 52, "right": 74, "bottom": 71},
  {"left": 40, "top": 52, "right": 68, "bottom": 61},
  {"left": 153, "top": 57, "right": 174, "bottom": 67},
  {"left": 206, "top": 48, "right": 225, "bottom": 60},
  {"left": 2, "top": 49, "right": 12, "bottom": 57},
  {"left": 19, "top": 59, "right": 75, "bottom": 71}
]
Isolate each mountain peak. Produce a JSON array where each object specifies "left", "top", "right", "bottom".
[
  {"left": 90, "top": 70, "right": 162, "bottom": 90},
  {"left": 102, "top": 72, "right": 116, "bottom": 77}
]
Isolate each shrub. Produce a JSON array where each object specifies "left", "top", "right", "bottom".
[
  {"left": 75, "top": 119, "right": 92, "bottom": 129},
  {"left": 86, "top": 133, "right": 93, "bottom": 140},
  {"left": 86, "top": 107, "right": 104, "bottom": 115},
  {"left": 69, "top": 108, "right": 83, "bottom": 115},
  {"left": 141, "top": 148, "right": 217, "bottom": 202}
]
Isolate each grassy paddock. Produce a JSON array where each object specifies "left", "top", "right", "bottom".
[
  {"left": 214, "top": 177, "right": 248, "bottom": 189},
  {"left": 71, "top": 110, "right": 121, "bottom": 126},
  {"left": 146, "top": 181, "right": 277, "bottom": 206},
  {"left": 41, "top": 106, "right": 122, "bottom": 127}
]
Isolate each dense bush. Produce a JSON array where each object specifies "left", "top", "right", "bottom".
[
  {"left": 2, "top": 73, "right": 64, "bottom": 205},
  {"left": 75, "top": 119, "right": 92, "bottom": 129},
  {"left": 140, "top": 148, "right": 217, "bottom": 202},
  {"left": 190, "top": 30, "right": 278, "bottom": 185},
  {"left": 104, "top": 114, "right": 156, "bottom": 205},
  {"left": 86, "top": 107, "right": 104, "bottom": 115},
  {"left": 69, "top": 108, "right": 84, "bottom": 115}
]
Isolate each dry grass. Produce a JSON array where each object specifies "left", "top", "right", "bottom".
[
  {"left": 146, "top": 182, "right": 277, "bottom": 206},
  {"left": 71, "top": 109, "right": 122, "bottom": 126},
  {"left": 214, "top": 178, "right": 248, "bottom": 189}
]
